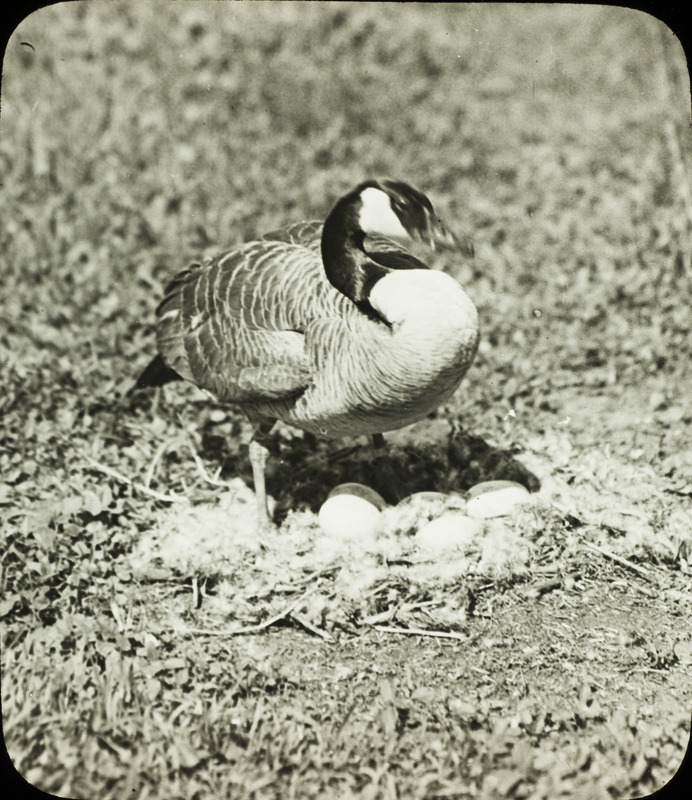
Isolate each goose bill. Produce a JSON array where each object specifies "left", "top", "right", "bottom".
[{"left": 421, "top": 216, "right": 460, "bottom": 252}]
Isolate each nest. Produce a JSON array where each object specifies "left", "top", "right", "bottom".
[{"left": 130, "top": 477, "right": 538, "bottom": 640}]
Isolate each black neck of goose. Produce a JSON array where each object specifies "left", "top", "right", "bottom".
[{"left": 321, "top": 194, "right": 390, "bottom": 315}]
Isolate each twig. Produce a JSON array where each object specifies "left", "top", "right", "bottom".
[
  {"left": 362, "top": 600, "right": 436, "bottom": 626},
  {"left": 185, "top": 584, "right": 321, "bottom": 637},
  {"left": 83, "top": 453, "right": 186, "bottom": 504},
  {"left": 258, "top": 566, "right": 341, "bottom": 599},
  {"left": 522, "top": 578, "right": 563, "bottom": 599},
  {"left": 370, "top": 624, "right": 468, "bottom": 642},
  {"left": 58, "top": 432, "right": 186, "bottom": 503},
  {"left": 143, "top": 440, "right": 172, "bottom": 489},
  {"left": 183, "top": 432, "right": 230, "bottom": 488},
  {"left": 582, "top": 541, "right": 654, "bottom": 583},
  {"left": 289, "top": 612, "right": 334, "bottom": 641},
  {"left": 632, "top": 583, "right": 657, "bottom": 599},
  {"left": 362, "top": 607, "right": 400, "bottom": 626}
]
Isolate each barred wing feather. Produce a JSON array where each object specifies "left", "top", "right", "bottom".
[{"left": 154, "top": 239, "right": 342, "bottom": 404}]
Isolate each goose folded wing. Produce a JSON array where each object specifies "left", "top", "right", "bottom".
[
  {"left": 155, "top": 246, "right": 315, "bottom": 403},
  {"left": 182, "top": 317, "right": 311, "bottom": 404}
]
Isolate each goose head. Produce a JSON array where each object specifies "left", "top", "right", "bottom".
[
  {"left": 321, "top": 179, "right": 465, "bottom": 316},
  {"left": 357, "top": 179, "right": 459, "bottom": 251}
]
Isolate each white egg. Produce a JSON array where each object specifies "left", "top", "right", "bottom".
[
  {"left": 402, "top": 491, "right": 449, "bottom": 505},
  {"left": 382, "top": 491, "right": 465, "bottom": 537},
  {"left": 415, "top": 512, "right": 482, "bottom": 554},
  {"left": 327, "top": 483, "right": 387, "bottom": 510},
  {"left": 318, "top": 484, "right": 384, "bottom": 538},
  {"left": 466, "top": 481, "right": 530, "bottom": 519}
]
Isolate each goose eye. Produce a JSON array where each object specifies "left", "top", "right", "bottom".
[{"left": 391, "top": 198, "right": 406, "bottom": 216}]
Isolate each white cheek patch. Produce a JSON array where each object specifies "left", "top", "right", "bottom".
[{"left": 358, "top": 187, "right": 411, "bottom": 239}]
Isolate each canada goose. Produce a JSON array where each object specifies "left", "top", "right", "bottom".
[{"left": 134, "top": 179, "right": 479, "bottom": 529}]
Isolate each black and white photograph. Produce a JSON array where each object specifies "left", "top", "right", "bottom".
[{"left": 1, "top": 2, "right": 691, "bottom": 798}]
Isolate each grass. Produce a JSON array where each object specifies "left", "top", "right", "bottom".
[{"left": 2, "top": 2, "right": 692, "bottom": 799}]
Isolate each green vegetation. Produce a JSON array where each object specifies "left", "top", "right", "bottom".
[{"left": 1, "top": 3, "right": 691, "bottom": 798}]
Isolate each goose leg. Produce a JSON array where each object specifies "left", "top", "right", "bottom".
[{"left": 249, "top": 422, "right": 275, "bottom": 531}]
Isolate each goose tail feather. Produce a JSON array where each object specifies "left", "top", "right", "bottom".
[{"left": 129, "top": 354, "right": 182, "bottom": 395}]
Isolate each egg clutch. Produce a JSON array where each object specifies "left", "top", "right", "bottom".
[{"left": 317, "top": 480, "right": 531, "bottom": 543}]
